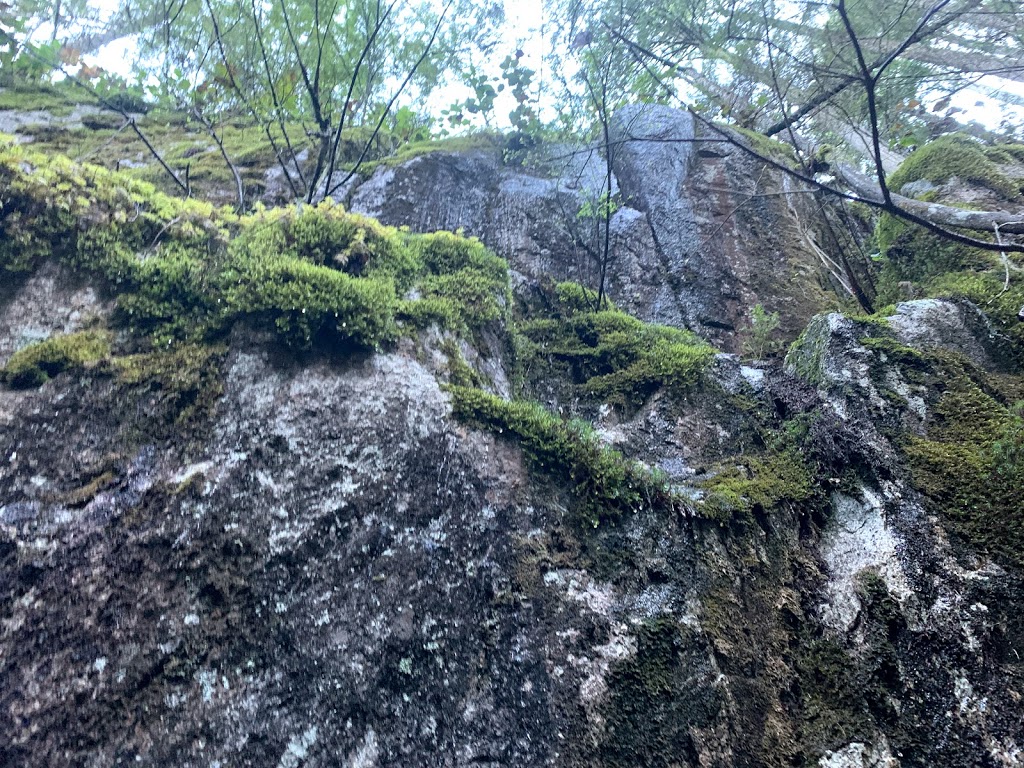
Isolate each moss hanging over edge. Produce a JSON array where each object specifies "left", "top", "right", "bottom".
[
  {"left": 447, "top": 385, "right": 688, "bottom": 528},
  {"left": 0, "top": 137, "right": 510, "bottom": 356}
]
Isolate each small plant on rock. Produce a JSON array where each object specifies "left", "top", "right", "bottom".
[{"left": 743, "top": 303, "right": 782, "bottom": 360}]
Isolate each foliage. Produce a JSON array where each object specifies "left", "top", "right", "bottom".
[
  {"left": 0, "top": 137, "right": 508, "bottom": 352},
  {"left": 742, "top": 303, "right": 782, "bottom": 360},
  {"left": 444, "top": 50, "right": 541, "bottom": 134}
]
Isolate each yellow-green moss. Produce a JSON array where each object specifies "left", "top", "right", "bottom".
[
  {"left": 0, "top": 139, "right": 509, "bottom": 352},
  {"left": 3, "top": 330, "right": 110, "bottom": 388},
  {"left": 728, "top": 125, "right": 799, "bottom": 165},
  {"left": 440, "top": 339, "right": 484, "bottom": 389},
  {"left": 697, "top": 449, "right": 814, "bottom": 522},
  {"left": 887, "top": 134, "right": 1020, "bottom": 199},
  {"left": 924, "top": 270, "right": 1024, "bottom": 352},
  {"left": 873, "top": 135, "right": 1024, "bottom": 297},
  {"left": 516, "top": 281, "right": 715, "bottom": 409},
  {"left": 448, "top": 386, "right": 684, "bottom": 527},
  {"left": 373, "top": 132, "right": 502, "bottom": 169}
]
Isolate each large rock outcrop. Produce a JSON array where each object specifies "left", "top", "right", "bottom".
[
  {"left": 1, "top": 114, "right": 1022, "bottom": 768},
  {"left": 340, "top": 109, "right": 850, "bottom": 351}
]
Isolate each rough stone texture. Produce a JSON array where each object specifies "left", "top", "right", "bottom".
[
  {"left": 2, "top": 108, "right": 1024, "bottom": 766},
  {"left": 0, "top": 100, "right": 111, "bottom": 140},
  {"left": 818, "top": 488, "right": 913, "bottom": 633},
  {"left": 350, "top": 151, "right": 503, "bottom": 235},
  {"left": 2, "top": 258, "right": 1022, "bottom": 767},
  {"left": 783, "top": 301, "right": 1024, "bottom": 767},
  {"left": 887, "top": 298, "right": 1016, "bottom": 371},
  {"left": 0, "top": 261, "right": 112, "bottom": 366},
  {"left": 344, "top": 107, "right": 847, "bottom": 352}
]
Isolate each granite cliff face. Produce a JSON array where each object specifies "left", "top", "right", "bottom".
[{"left": 1, "top": 104, "right": 1022, "bottom": 767}]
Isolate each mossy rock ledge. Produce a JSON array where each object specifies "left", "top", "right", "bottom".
[{"left": 0, "top": 132, "right": 1023, "bottom": 768}]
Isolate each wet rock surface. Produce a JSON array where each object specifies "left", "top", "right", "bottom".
[
  {"left": 2, "top": 280, "right": 1022, "bottom": 766},
  {"left": 342, "top": 108, "right": 846, "bottom": 352},
  {"left": 1, "top": 104, "right": 1023, "bottom": 767}
]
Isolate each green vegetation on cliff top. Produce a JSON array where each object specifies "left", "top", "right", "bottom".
[
  {"left": 0, "top": 136, "right": 720, "bottom": 532},
  {"left": 0, "top": 135, "right": 508, "bottom": 351},
  {"left": 873, "top": 134, "right": 1024, "bottom": 357}
]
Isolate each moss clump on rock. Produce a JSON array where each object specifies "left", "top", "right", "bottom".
[
  {"left": 923, "top": 271, "right": 1024, "bottom": 353},
  {"left": 901, "top": 357, "right": 1024, "bottom": 568},
  {"left": 516, "top": 281, "right": 715, "bottom": 409},
  {"left": 697, "top": 449, "right": 815, "bottom": 522},
  {"left": 3, "top": 330, "right": 111, "bottom": 388},
  {"left": 221, "top": 248, "right": 400, "bottom": 349},
  {"left": 448, "top": 386, "right": 684, "bottom": 527},
  {"left": 887, "top": 134, "right": 1020, "bottom": 199},
  {"left": 0, "top": 138, "right": 509, "bottom": 352},
  {"left": 873, "top": 135, "right": 1024, "bottom": 314},
  {"left": 0, "top": 83, "right": 95, "bottom": 115}
]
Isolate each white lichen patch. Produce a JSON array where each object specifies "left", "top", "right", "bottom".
[
  {"left": 818, "top": 488, "right": 912, "bottom": 632},
  {"left": 818, "top": 735, "right": 899, "bottom": 767},
  {"left": 278, "top": 725, "right": 319, "bottom": 768},
  {"left": 575, "top": 627, "right": 637, "bottom": 706},
  {"left": 347, "top": 728, "right": 379, "bottom": 768}
]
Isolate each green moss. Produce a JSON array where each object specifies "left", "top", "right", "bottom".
[
  {"left": 0, "top": 83, "right": 95, "bottom": 116},
  {"left": 924, "top": 270, "right": 1024, "bottom": 352},
  {"left": 875, "top": 211, "right": 993, "bottom": 286},
  {"left": 888, "top": 134, "right": 1019, "bottom": 199},
  {"left": 448, "top": 386, "right": 684, "bottom": 527},
  {"left": 987, "top": 143, "right": 1024, "bottom": 164},
  {"left": 552, "top": 280, "right": 610, "bottom": 313},
  {"left": 3, "top": 330, "right": 110, "bottom": 388},
  {"left": 697, "top": 449, "right": 814, "bottom": 522},
  {"left": 795, "top": 638, "right": 874, "bottom": 751},
  {"left": 375, "top": 132, "right": 501, "bottom": 168},
  {"left": 60, "top": 470, "right": 117, "bottom": 507},
  {"left": 598, "top": 617, "right": 718, "bottom": 767},
  {"left": 440, "top": 339, "right": 483, "bottom": 389},
  {"left": 516, "top": 282, "right": 714, "bottom": 409},
  {"left": 0, "top": 138, "right": 509, "bottom": 352},
  {"left": 873, "top": 136, "right": 1024, "bottom": 296},
  {"left": 113, "top": 343, "right": 226, "bottom": 429},
  {"left": 785, "top": 315, "right": 830, "bottom": 386},
  {"left": 402, "top": 272, "right": 503, "bottom": 330},
  {"left": 859, "top": 335, "right": 925, "bottom": 363},
  {"left": 223, "top": 255, "right": 399, "bottom": 348},
  {"left": 901, "top": 359, "right": 1024, "bottom": 568},
  {"left": 729, "top": 125, "right": 799, "bottom": 165}
]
